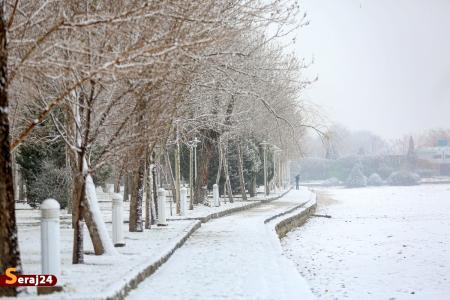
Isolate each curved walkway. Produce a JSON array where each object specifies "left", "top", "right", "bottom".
[{"left": 126, "top": 189, "right": 315, "bottom": 300}]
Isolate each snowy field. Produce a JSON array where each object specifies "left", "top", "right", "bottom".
[{"left": 282, "top": 184, "right": 450, "bottom": 300}]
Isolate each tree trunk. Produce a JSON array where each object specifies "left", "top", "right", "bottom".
[
  {"left": 215, "top": 140, "right": 222, "bottom": 185},
  {"left": 164, "top": 150, "right": 176, "bottom": 210},
  {"left": 123, "top": 173, "right": 129, "bottom": 201},
  {"left": 114, "top": 163, "right": 123, "bottom": 194},
  {"left": 11, "top": 152, "right": 17, "bottom": 201},
  {"left": 249, "top": 174, "right": 256, "bottom": 198},
  {"left": 0, "top": 8, "right": 22, "bottom": 295},
  {"left": 222, "top": 143, "right": 233, "bottom": 203},
  {"left": 62, "top": 100, "right": 78, "bottom": 216},
  {"left": 195, "top": 129, "right": 219, "bottom": 204},
  {"left": 151, "top": 156, "right": 158, "bottom": 224},
  {"left": 73, "top": 154, "right": 117, "bottom": 262},
  {"left": 18, "top": 170, "right": 24, "bottom": 201},
  {"left": 144, "top": 170, "right": 150, "bottom": 229},
  {"left": 66, "top": 177, "right": 73, "bottom": 215},
  {"left": 83, "top": 174, "right": 116, "bottom": 254},
  {"left": 129, "top": 165, "right": 144, "bottom": 232},
  {"left": 72, "top": 171, "right": 85, "bottom": 264},
  {"left": 222, "top": 182, "right": 226, "bottom": 203},
  {"left": 114, "top": 174, "right": 121, "bottom": 193},
  {"left": 237, "top": 143, "right": 247, "bottom": 201},
  {"left": 145, "top": 151, "right": 153, "bottom": 229}
]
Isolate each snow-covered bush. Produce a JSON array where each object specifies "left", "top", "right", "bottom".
[
  {"left": 367, "top": 173, "right": 384, "bottom": 186},
  {"left": 323, "top": 177, "right": 341, "bottom": 186},
  {"left": 346, "top": 164, "right": 367, "bottom": 188},
  {"left": 387, "top": 171, "right": 420, "bottom": 186},
  {"left": 377, "top": 164, "right": 394, "bottom": 179},
  {"left": 293, "top": 155, "right": 405, "bottom": 182}
]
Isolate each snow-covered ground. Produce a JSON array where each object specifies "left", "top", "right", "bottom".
[
  {"left": 14, "top": 188, "right": 287, "bottom": 298},
  {"left": 18, "top": 219, "right": 198, "bottom": 298},
  {"left": 126, "top": 189, "right": 315, "bottom": 300},
  {"left": 282, "top": 184, "right": 450, "bottom": 300}
]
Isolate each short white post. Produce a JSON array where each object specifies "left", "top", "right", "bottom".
[
  {"left": 213, "top": 184, "right": 220, "bottom": 207},
  {"left": 180, "top": 187, "right": 187, "bottom": 216},
  {"left": 41, "top": 199, "right": 61, "bottom": 279},
  {"left": 157, "top": 188, "right": 167, "bottom": 226},
  {"left": 112, "top": 193, "right": 125, "bottom": 247}
]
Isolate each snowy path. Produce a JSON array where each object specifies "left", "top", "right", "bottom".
[
  {"left": 127, "top": 189, "right": 315, "bottom": 300},
  {"left": 282, "top": 184, "right": 450, "bottom": 300}
]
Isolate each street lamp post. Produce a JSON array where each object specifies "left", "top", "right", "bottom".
[
  {"left": 194, "top": 137, "right": 199, "bottom": 181},
  {"left": 186, "top": 137, "right": 200, "bottom": 210},
  {"left": 175, "top": 135, "right": 181, "bottom": 215},
  {"left": 260, "top": 141, "right": 270, "bottom": 197},
  {"left": 189, "top": 145, "right": 193, "bottom": 210}
]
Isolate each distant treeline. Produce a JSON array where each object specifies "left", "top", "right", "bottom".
[{"left": 291, "top": 155, "right": 436, "bottom": 181}]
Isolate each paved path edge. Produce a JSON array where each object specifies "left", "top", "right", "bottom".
[{"left": 91, "top": 189, "right": 293, "bottom": 300}]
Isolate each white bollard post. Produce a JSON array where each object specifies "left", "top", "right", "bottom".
[
  {"left": 157, "top": 188, "right": 167, "bottom": 226},
  {"left": 180, "top": 187, "right": 187, "bottom": 216},
  {"left": 112, "top": 193, "right": 125, "bottom": 247},
  {"left": 213, "top": 184, "right": 220, "bottom": 207},
  {"left": 41, "top": 199, "right": 61, "bottom": 279}
]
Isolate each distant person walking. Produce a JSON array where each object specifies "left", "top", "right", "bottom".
[{"left": 295, "top": 174, "right": 300, "bottom": 190}]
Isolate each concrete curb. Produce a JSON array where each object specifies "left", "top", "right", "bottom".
[
  {"left": 261, "top": 190, "right": 318, "bottom": 300},
  {"left": 265, "top": 191, "right": 317, "bottom": 239}
]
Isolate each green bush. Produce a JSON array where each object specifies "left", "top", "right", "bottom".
[
  {"left": 26, "top": 161, "right": 72, "bottom": 209},
  {"left": 17, "top": 139, "right": 69, "bottom": 208}
]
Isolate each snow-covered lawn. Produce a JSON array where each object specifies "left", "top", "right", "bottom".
[
  {"left": 18, "top": 220, "right": 198, "bottom": 298},
  {"left": 14, "top": 188, "right": 287, "bottom": 298},
  {"left": 15, "top": 189, "right": 275, "bottom": 226},
  {"left": 282, "top": 184, "right": 450, "bottom": 299}
]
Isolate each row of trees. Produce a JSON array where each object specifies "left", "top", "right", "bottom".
[
  {"left": 304, "top": 124, "right": 450, "bottom": 159},
  {"left": 0, "top": 0, "right": 314, "bottom": 296}
]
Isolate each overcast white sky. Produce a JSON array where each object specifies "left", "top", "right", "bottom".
[{"left": 295, "top": 0, "right": 450, "bottom": 139}]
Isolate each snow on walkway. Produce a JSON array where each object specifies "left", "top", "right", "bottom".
[
  {"left": 282, "top": 184, "right": 450, "bottom": 300},
  {"left": 127, "top": 189, "right": 315, "bottom": 300}
]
